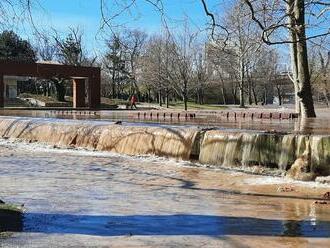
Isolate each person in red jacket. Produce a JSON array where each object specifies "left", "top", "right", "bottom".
[{"left": 130, "top": 94, "right": 137, "bottom": 109}]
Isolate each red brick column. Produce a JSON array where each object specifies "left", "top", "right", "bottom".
[
  {"left": 88, "top": 70, "right": 101, "bottom": 109},
  {"left": 0, "top": 74, "right": 4, "bottom": 108},
  {"left": 73, "top": 79, "right": 85, "bottom": 108}
]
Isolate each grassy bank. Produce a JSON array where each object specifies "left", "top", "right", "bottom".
[
  {"left": 168, "top": 101, "right": 227, "bottom": 110},
  {"left": 0, "top": 203, "right": 23, "bottom": 237}
]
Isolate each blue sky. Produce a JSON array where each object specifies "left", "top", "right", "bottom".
[{"left": 22, "top": 0, "right": 218, "bottom": 54}]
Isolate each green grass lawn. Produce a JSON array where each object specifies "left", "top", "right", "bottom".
[
  {"left": 168, "top": 101, "right": 227, "bottom": 110},
  {"left": 0, "top": 203, "right": 22, "bottom": 213}
]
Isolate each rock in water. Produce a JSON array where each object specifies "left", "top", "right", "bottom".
[
  {"left": 286, "top": 156, "right": 317, "bottom": 181},
  {"left": 0, "top": 199, "right": 5, "bottom": 204}
]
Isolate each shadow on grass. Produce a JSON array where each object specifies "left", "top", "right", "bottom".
[{"left": 0, "top": 207, "right": 23, "bottom": 233}]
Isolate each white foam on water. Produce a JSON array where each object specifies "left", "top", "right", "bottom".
[
  {"left": 0, "top": 138, "right": 193, "bottom": 168},
  {"left": 0, "top": 138, "right": 328, "bottom": 188},
  {"left": 243, "top": 176, "right": 330, "bottom": 188}
]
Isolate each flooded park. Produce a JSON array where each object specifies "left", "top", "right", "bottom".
[
  {"left": 0, "top": 108, "right": 330, "bottom": 247},
  {"left": 1, "top": 0, "right": 330, "bottom": 247}
]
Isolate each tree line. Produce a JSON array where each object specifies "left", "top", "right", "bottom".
[{"left": 0, "top": 0, "right": 329, "bottom": 116}]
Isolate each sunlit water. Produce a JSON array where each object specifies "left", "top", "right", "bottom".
[
  {"left": 1, "top": 108, "right": 330, "bottom": 135},
  {"left": 0, "top": 140, "right": 330, "bottom": 247}
]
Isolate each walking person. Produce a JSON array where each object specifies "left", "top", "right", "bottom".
[{"left": 130, "top": 94, "right": 137, "bottom": 109}]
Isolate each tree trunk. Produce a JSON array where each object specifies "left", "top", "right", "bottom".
[
  {"left": 276, "top": 85, "right": 282, "bottom": 106},
  {"left": 148, "top": 88, "right": 151, "bottom": 103},
  {"left": 232, "top": 85, "right": 237, "bottom": 105},
  {"left": 183, "top": 94, "right": 188, "bottom": 111},
  {"left": 221, "top": 85, "right": 227, "bottom": 105},
  {"left": 287, "top": 0, "right": 316, "bottom": 117},
  {"left": 166, "top": 91, "right": 169, "bottom": 108},
  {"left": 294, "top": 0, "right": 316, "bottom": 118},
  {"left": 195, "top": 91, "right": 199, "bottom": 104},
  {"left": 288, "top": 0, "right": 300, "bottom": 114},
  {"left": 112, "top": 69, "right": 116, "bottom": 99},
  {"left": 183, "top": 80, "right": 188, "bottom": 111},
  {"left": 323, "top": 90, "right": 330, "bottom": 107},
  {"left": 263, "top": 84, "right": 267, "bottom": 105},
  {"left": 252, "top": 87, "right": 258, "bottom": 105},
  {"left": 158, "top": 90, "right": 162, "bottom": 106},
  {"left": 248, "top": 80, "right": 252, "bottom": 105},
  {"left": 239, "top": 59, "right": 245, "bottom": 107}
]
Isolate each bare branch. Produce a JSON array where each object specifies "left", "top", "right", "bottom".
[{"left": 199, "top": 0, "right": 229, "bottom": 45}]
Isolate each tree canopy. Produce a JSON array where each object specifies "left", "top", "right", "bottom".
[{"left": 0, "top": 30, "right": 36, "bottom": 62}]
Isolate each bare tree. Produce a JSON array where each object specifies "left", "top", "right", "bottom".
[
  {"left": 102, "top": 29, "right": 147, "bottom": 100},
  {"left": 54, "top": 27, "right": 85, "bottom": 66},
  {"left": 310, "top": 38, "right": 330, "bottom": 106},
  {"left": 52, "top": 27, "right": 93, "bottom": 101},
  {"left": 237, "top": 0, "right": 330, "bottom": 117},
  {"left": 36, "top": 34, "right": 57, "bottom": 61},
  {"left": 195, "top": 0, "right": 328, "bottom": 116},
  {"left": 139, "top": 34, "right": 171, "bottom": 107},
  {"left": 122, "top": 29, "right": 148, "bottom": 97}
]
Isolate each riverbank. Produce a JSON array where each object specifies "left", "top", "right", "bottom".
[{"left": 0, "top": 203, "right": 23, "bottom": 237}]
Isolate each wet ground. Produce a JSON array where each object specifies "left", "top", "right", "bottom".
[{"left": 0, "top": 140, "right": 330, "bottom": 247}]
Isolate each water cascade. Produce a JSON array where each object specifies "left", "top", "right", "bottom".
[
  {"left": 199, "top": 130, "right": 330, "bottom": 178},
  {"left": 0, "top": 118, "right": 197, "bottom": 160},
  {"left": 0, "top": 117, "right": 329, "bottom": 179}
]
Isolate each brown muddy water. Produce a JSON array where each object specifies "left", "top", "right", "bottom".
[
  {"left": 0, "top": 140, "right": 330, "bottom": 247},
  {"left": 1, "top": 108, "right": 330, "bottom": 135},
  {"left": 0, "top": 116, "right": 329, "bottom": 178}
]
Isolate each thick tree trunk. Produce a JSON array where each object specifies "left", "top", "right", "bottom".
[
  {"left": 294, "top": 0, "right": 316, "bottom": 118},
  {"left": 287, "top": 0, "right": 316, "bottom": 117},
  {"left": 288, "top": 0, "right": 300, "bottom": 114}
]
